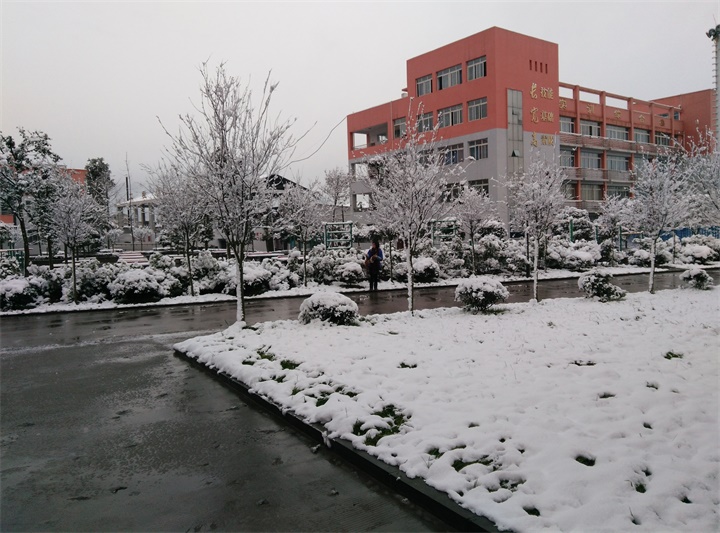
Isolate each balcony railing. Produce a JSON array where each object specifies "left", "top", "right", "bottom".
[
  {"left": 562, "top": 168, "right": 632, "bottom": 183},
  {"left": 559, "top": 133, "right": 662, "bottom": 155}
]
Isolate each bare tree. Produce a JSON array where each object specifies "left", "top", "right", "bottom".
[
  {"left": 367, "top": 118, "right": 462, "bottom": 315},
  {"left": 161, "top": 62, "right": 301, "bottom": 323},
  {"left": 625, "top": 153, "right": 692, "bottom": 293},
  {"left": 275, "top": 179, "right": 330, "bottom": 286},
  {"left": 507, "top": 154, "right": 567, "bottom": 301},
  {"left": 52, "top": 171, "right": 105, "bottom": 302},
  {"left": 149, "top": 161, "right": 207, "bottom": 296},
  {"left": 321, "top": 167, "right": 352, "bottom": 222},
  {"left": 453, "top": 186, "right": 495, "bottom": 275}
]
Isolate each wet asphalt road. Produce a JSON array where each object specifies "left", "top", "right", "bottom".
[
  {"left": 1, "top": 269, "right": 716, "bottom": 532},
  {"left": 0, "top": 332, "right": 451, "bottom": 532}
]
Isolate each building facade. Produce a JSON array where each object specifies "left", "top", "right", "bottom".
[{"left": 346, "top": 27, "right": 714, "bottom": 225}]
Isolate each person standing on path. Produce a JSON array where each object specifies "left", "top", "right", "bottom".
[{"left": 365, "top": 239, "right": 384, "bottom": 292}]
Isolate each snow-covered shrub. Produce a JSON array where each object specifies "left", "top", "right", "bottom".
[
  {"left": 147, "top": 267, "right": 184, "bottom": 298},
  {"left": 552, "top": 207, "right": 595, "bottom": 241},
  {"left": 627, "top": 237, "right": 672, "bottom": 267},
  {"left": 475, "top": 219, "right": 508, "bottom": 239},
  {"left": 148, "top": 251, "right": 175, "bottom": 271},
  {"left": 679, "top": 268, "right": 714, "bottom": 290},
  {"left": 679, "top": 243, "right": 715, "bottom": 264},
  {"left": 681, "top": 235, "right": 720, "bottom": 259},
  {"left": 431, "top": 237, "right": 468, "bottom": 279},
  {"left": 502, "top": 239, "right": 531, "bottom": 274},
  {"left": 193, "top": 251, "right": 221, "bottom": 280},
  {"left": 27, "top": 264, "right": 67, "bottom": 303},
  {"left": 578, "top": 269, "right": 627, "bottom": 302},
  {"left": 298, "top": 292, "right": 359, "bottom": 325},
  {"left": 108, "top": 269, "right": 164, "bottom": 304},
  {"left": 261, "top": 258, "right": 299, "bottom": 291},
  {"left": 546, "top": 238, "right": 601, "bottom": 271},
  {"left": 0, "top": 276, "right": 44, "bottom": 310},
  {"left": 0, "top": 256, "right": 21, "bottom": 279},
  {"left": 412, "top": 257, "right": 440, "bottom": 283},
  {"left": 473, "top": 234, "right": 505, "bottom": 274},
  {"left": 242, "top": 261, "right": 272, "bottom": 296},
  {"left": 74, "top": 259, "right": 124, "bottom": 302},
  {"left": 454, "top": 276, "right": 509, "bottom": 313},
  {"left": 335, "top": 260, "right": 365, "bottom": 286}
]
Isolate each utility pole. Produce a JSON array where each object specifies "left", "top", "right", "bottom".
[{"left": 707, "top": 25, "right": 720, "bottom": 137}]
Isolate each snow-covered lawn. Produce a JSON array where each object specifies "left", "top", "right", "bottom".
[{"left": 175, "top": 288, "right": 719, "bottom": 532}]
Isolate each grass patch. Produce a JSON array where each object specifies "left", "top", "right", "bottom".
[
  {"left": 599, "top": 392, "right": 616, "bottom": 399},
  {"left": 256, "top": 346, "right": 275, "bottom": 361},
  {"left": 242, "top": 360, "right": 255, "bottom": 366},
  {"left": 575, "top": 455, "right": 596, "bottom": 467},
  {"left": 571, "top": 360, "right": 596, "bottom": 367},
  {"left": 359, "top": 404, "right": 409, "bottom": 447},
  {"left": 524, "top": 507, "right": 541, "bottom": 517},
  {"left": 280, "top": 359, "right": 300, "bottom": 370},
  {"left": 452, "top": 459, "right": 478, "bottom": 472},
  {"left": 427, "top": 448, "right": 443, "bottom": 459},
  {"left": 664, "top": 351, "right": 684, "bottom": 360},
  {"left": 643, "top": 422, "right": 653, "bottom": 429},
  {"left": 291, "top": 386, "right": 302, "bottom": 396},
  {"left": 681, "top": 495, "right": 692, "bottom": 504},
  {"left": 633, "top": 482, "right": 646, "bottom": 493},
  {"left": 399, "top": 362, "right": 417, "bottom": 369},
  {"left": 646, "top": 382, "right": 659, "bottom": 390},
  {"left": 499, "top": 477, "right": 525, "bottom": 492}
]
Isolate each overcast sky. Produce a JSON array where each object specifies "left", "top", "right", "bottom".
[{"left": 2, "top": 1, "right": 718, "bottom": 195}]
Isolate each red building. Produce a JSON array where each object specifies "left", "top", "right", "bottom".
[{"left": 347, "top": 27, "right": 714, "bottom": 223}]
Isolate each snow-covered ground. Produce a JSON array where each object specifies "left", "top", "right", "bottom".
[{"left": 175, "top": 287, "right": 719, "bottom": 532}]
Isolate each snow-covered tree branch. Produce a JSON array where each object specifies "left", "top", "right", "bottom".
[
  {"left": 507, "top": 153, "right": 567, "bottom": 301},
  {"left": 367, "top": 113, "right": 462, "bottom": 314},
  {"left": 160, "top": 62, "right": 301, "bottom": 323}
]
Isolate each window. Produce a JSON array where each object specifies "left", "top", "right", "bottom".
[
  {"left": 607, "top": 185, "right": 630, "bottom": 198},
  {"left": 438, "top": 105, "right": 463, "bottom": 128},
  {"left": 416, "top": 75, "right": 432, "bottom": 96},
  {"left": 655, "top": 132, "right": 671, "bottom": 146},
  {"left": 560, "top": 116, "right": 575, "bottom": 133},
  {"left": 634, "top": 129, "right": 650, "bottom": 143},
  {"left": 443, "top": 143, "right": 464, "bottom": 165},
  {"left": 580, "top": 151, "right": 601, "bottom": 169},
  {"left": 562, "top": 181, "right": 578, "bottom": 200},
  {"left": 581, "top": 183, "right": 604, "bottom": 201},
  {"left": 468, "top": 138, "right": 488, "bottom": 160},
  {"left": 580, "top": 120, "right": 601, "bottom": 137},
  {"left": 468, "top": 97, "right": 487, "bottom": 121},
  {"left": 467, "top": 56, "right": 487, "bottom": 81},
  {"left": 437, "top": 65, "right": 462, "bottom": 90},
  {"left": 468, "top": 179, "right": 489, "bottom": 194},
  {"left": 607, "top": 154, "right": 629, "bottom": 171},
  {"left": 560, "top": 148, "right": 575, "bottom": 167},
  {"left": 417, "top": 112, "right": 433, "bottom": 132},
  {"left": 607, "top": 125, "right": 629, "bottom": 140},
  {"left": 393, "top": 117, "right": 406, "bottom": 139}
]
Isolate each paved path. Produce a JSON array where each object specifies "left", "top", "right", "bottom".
[{"left": 0, "top": 330, "right": 451, "bottom": 532}]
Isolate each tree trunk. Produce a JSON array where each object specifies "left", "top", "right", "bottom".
[
  {"left": 19, "top": 216, "right": 30, "bottom": 277},
  {"left": 302, "top": 239, "right": 308, "bottom": 287},
  {"left": 533, "top": 236, "right": 540, "bottom": 302},
  {"left": 47, "top": 237, "right": 54, "bottom": 269},
  {"left": 470, "top": 221, "right": 477, "bottom": 276},
  {"left": 71, "top": 247, "right": 78, "bottom": 303},
  {"left": 649, "top": 237, "right": 657, "bottom": 294},
  {"left": 407, "top": 238, "right": 414, "bottom": 315},
  {"left": 185, "top": 234, "right": 195, "bottom": 297},
  {"left": 234, "top": 242, "right": 245, "bottom": 323}
]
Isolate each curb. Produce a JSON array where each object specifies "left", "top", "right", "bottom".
[{"left": 174, "top": 347, "right": 505, "bottom": 533}]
